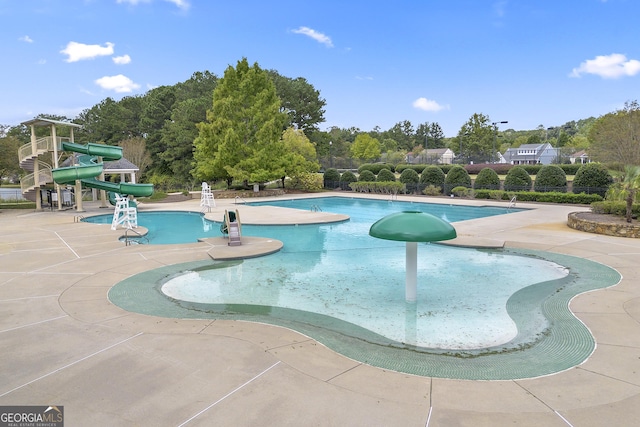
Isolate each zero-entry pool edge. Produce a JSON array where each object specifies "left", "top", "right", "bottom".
[{"left": 108, "top": 247, "right": 621, "bottom": 381}]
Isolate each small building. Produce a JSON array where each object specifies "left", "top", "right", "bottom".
[
  {"left": 569, "top": 150, "right": 591, "bottom": 164},
  {"left": 407, "top": 148, "right": 455, "bottom": 165}
]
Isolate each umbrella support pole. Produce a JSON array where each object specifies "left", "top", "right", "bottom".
[{"left": 406, "top": 242, "right": 418, "bottom": 303}]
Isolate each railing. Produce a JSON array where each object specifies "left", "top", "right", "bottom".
[
  {"left": 122, "top": 228, "right": 149, "bottom": 246},
  {"left": 20, "top": 164, "right": 53, "bottom": 193},
  {"left": 18, "top": 136, "right": 71, "bottom": 164},
  {"left": 234, "top": 195, "right": 247, "bottom": 204},
  {"left": 310, "top": 204, "right": 322, "bottom": 212},
  {"left": 508, "top": 195, "right": 517, "bottom": 210}
]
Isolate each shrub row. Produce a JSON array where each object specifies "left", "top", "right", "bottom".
[
  {"left": 381, "top": 163, "right": 585, "bottom": 176},
  {"left": 591, "top": 201, "right": 640, "bottom": 216},
  {"left": 349, "top": 181, "right": 405, "bottom": 194},
  {"left": 325, "top": 164, "right": 613, "bottom": 199},
  {"left": 474, "top": 190, "right": 603, "bottom": 204}
]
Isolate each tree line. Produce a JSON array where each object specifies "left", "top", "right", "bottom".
[{"left": 1, "top": 57, "right": 638, "bottom": 190}]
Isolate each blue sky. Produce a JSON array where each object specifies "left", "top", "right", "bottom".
[{"left": 1, "top": 0, "right": 639, "bottom": 137}]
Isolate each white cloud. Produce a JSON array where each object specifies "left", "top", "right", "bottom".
[
  {"left": 116, "top": 0, "right": 151, "bottom": 5},
  {"left": 291, "top": 26, "right": 333, "bottom": 47},
  {"left": 493, "top": 1, "right": 507, "bottom": 18},
  {"left": 570, "top": 53, "right": 640, "bottom": 79},
  {"left": 117, "top": 0, "right": 190, "bottom": 10},
  {"left": 95, "top": 74, "right": 140, "bottom": 93},
  {"left": 412, "top": 97, "right": 447, "bottom": 112},
  {"left": 113, "top": 54, "right": 131, "bottom": 65},
  {"left": 61, "top": 41, "right": 114, "bottom": 62},
  {"left": 165, "top": 0, "right": 190, "bottom": 10},
  {"left": 19, "top": 35, "right": 34, "bottom": 43}
]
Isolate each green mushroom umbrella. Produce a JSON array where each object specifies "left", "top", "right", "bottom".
[{"left": 369, "top": 211, "right": 457, "bottom": 303}]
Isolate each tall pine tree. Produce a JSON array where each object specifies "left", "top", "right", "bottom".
[{"left": 193, "top": 58, "right": 287, "bottom": 187}]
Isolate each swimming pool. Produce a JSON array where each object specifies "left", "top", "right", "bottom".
[
  {"left": 84, "top": 196, "right": 521, "bottom": 245},
  {"left": 103, "top": 197, "right": 621, "bottom": 378}
]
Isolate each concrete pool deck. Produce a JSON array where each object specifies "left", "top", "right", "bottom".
[{"left": 1, "top": 193, "right": 640, "bottom": 426}]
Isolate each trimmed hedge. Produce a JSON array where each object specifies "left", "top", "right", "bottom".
[
  {"left": 399, "top": 168, "right": 419, "bottom": 183},
  {"left": 349, "top": 181, "right": 404, "bottom": 194},
  {"left": 358, "top": 163, "right": 396, "bottom": 174},
  {"left": 399, "top": 168, "right": 420, "bottom": 194},
  {"left": 534, "top": 165, "right": 567, "bottom": 193},
  {"left": 444, "top": 165, "right": 472, "bottom": 194},
  {"left": 474, "top": 190, "right": 602, "bottom": 204},
  {"left": 572, "top": 163, "right": 613, "bottom": 197},
  {"left": 339, "top": 170, "right": 357, "bottom": 190},
  {"left": 396, "top": 164, "right": 427, "bottom": 174},
  {"left": 376, "top": 168, "right": 396, "bottom": 182},
  {"left": 358, "top": 170, "right": 376, "bottom": 182},
  {"left": 504, "top": 166, "right": 532, "bottom": 191},
  {"left": 323, "top": 168, "right": 340, "bottom": 189},
  {"left": 474, "top": 167, "right": 501, "bottom": 190},
  {"left": 419, "top": 166, "right": 446, "bottom": 191},
  {"left": 465, "top": 163, "right": 512, "bottom": 175}
]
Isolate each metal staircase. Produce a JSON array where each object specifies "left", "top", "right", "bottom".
[{"left": 18, "top": 136, "right": 70, "bottom": 201}]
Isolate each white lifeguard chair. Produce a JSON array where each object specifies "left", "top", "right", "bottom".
[
  {"left": 111, "top": 194, "right": 138, "bottom": 230},
  {"left": 200, "top": 182, "right": 215, "bottom": 211}
]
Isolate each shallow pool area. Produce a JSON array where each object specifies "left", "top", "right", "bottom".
[{"left": 160, "top": 245, "right": 568, "bottom": 350}]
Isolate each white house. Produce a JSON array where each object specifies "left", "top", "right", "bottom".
[
  {"left": 569, "top": 150, "right": 591, "bottom": 164},
  {"left": 502, "top": 143, "right": 559, "bottom": 165}
]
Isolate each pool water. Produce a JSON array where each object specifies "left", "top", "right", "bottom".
[
  {"left": 90, "top": 197, "right": 571, "bottom": 350},
  {"left": 161, "top": 245, "right": 568, "bottom": 350}
]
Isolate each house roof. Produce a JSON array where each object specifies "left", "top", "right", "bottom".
[
  {"left": 104, "top": 158, "right": 139, "bottom": 172},
  {"left": 60, "top": 156, "right": 139, "bottom": 172},
  {"left": 425, "top": 148, "right": 450, "bottom": 154}
]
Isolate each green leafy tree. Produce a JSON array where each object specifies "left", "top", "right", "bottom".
[
  {"left": 351, "top": 134, "right": 381, "bottom": 161},
  {"left": 157, "top": 98, "right": 209, "bottom": 186},
  {"left": 267, "top": 70, "right": 326, "bottom": 134},
  {"left": 384, "top": 120, "right": 415, "bottom": 151},
  {"left": 278, "top": 127, "right": 320, "bottom": 188},
  {"left": 456, "top": 113, "right": 495, "bottom": 163},
  {"left": 193, "top": 58, "right": 288, "bottom": 187},
  {"left": 0, "top": 134, "right": 21, "bottom": 183},
  {"left": 589, "top": 101, "right": 640, "bottom": 165},
  {"left": 76, "top": 97, "right": 142, "bottom": 145},
  {"left": 140, "top": 86, "right": 177, "bottom": 175},
  {"left": 155, "top": 71, "right": 219, "bottom": 186}
]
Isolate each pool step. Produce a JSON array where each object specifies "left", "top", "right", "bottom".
[{"left": 228, "top": 222, "right": 242, "bottom": 246}]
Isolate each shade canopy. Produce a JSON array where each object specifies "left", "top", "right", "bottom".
[{"left": 369, "top": 211, "right": 457, "bottom": 242}]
